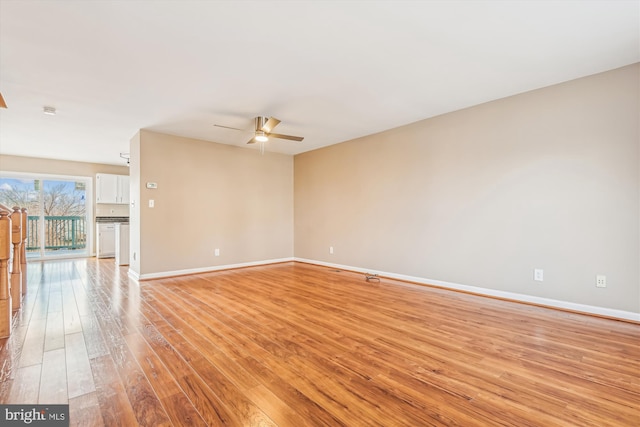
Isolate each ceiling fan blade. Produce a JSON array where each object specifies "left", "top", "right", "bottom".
[
  {"left": 214, "top": 124, "right": 249, "bottom": 132},
  {"left": 246, "top": 137, "right": 257, "bottom": 144},
  {"left": 261, "top": 117, "right": 281, "bottom": 133},
  {"left": 268, "top": 133, "right": 304, "bottom": 142}
]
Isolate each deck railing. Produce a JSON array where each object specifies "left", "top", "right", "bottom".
[{"left": 27, "top": 215, "right": 86, "bottom": 251}]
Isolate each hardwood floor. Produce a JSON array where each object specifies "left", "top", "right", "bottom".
[{"left": 0, "top": 259, "right": 638, "bottom": 426}]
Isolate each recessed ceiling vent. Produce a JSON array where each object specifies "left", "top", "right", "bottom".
[{"left": 43, "top": 106, "right": 56, "bottom": 115}]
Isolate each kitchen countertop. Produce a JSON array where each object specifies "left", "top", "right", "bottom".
[{"left": 96, "top": 216, "right": 129, "bottom": 223}]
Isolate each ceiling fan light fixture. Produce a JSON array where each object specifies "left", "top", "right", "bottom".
[{"left": 255, "top": 131, "right": 268, "bottom": 142}]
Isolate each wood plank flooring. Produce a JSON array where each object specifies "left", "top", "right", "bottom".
[{"left": 0, "top": 258, "right": 638, "bottom": 426}]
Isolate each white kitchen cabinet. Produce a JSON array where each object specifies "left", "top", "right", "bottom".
[
  {"left": 96, "top": 223, "right": 116, "bottom": 258},
  {"left": 96, "top": 173, "right": 129, "bottom": 204},
  {"left": 118, "top": 175, "right": 130, "bottom": 205},
  {"left": 96, "top": 173, "right": 118, "bottom": 203}
]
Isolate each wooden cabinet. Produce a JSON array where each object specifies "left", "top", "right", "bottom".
[{"left": 96, "top": 174, "right": 129, "bottom": 204}]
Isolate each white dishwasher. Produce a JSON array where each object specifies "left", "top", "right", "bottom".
[{"left": 96, "top": 223, "right": 116, "bottom": 258}]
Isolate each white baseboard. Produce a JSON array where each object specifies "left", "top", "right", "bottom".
[
  {"left": 294, "top": 258, "right": 640, "bottom": 322},
  {"left": 137, "top": 257, "right": 295, "bottom": 281}
]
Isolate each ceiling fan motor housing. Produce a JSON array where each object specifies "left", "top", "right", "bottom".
[{"left": 255, "top": 116, "right": 267, "bottom": 130}]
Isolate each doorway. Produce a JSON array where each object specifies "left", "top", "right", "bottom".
[{"left": 0, "top": 173, "right": 92, "bottom": 259}]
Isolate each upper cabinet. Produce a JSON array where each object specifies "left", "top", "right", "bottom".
[
  {"left": 96, "top": 173, "right": 118, "bottom": 203},
  {"left": 96, "top": 173, "right": 130, "bottom": 204},
  {"left": 118, "top": 175, "right": 130, "bottom": 205}
]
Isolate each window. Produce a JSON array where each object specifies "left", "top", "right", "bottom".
[{"left": 0, "top": 173, "right": 93, "bottom": 259}]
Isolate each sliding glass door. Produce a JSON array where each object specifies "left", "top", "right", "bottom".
[{"left": 0, "top": 174, "right": 92, "bottom": 259}]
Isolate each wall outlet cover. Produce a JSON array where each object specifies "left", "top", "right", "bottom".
[{"left": 534, "top": 269, "right": 544, "bottom": 282}]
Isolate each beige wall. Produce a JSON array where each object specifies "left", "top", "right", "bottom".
[
  {"left": 131, "top": 130, "right": 293, "bottom": 277},
  {"left": 294, "top": 64, "right": 639, "bottom": 313},
  {"left": 0, "top": 154, "right": 128, "bottom": 177}
]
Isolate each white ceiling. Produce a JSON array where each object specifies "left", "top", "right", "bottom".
[{"left": 0, "top": 1, "right": 638, "bottom": 166}]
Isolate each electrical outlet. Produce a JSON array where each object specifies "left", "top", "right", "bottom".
[
  {"left": 534, "top": 269, "right": 544, "bottom": 282},
  {"left": 596, "top": 275, "right": 606, "bottom": 288},
  {"left": 214, "top": 248, "right": 220, "bottom": 257},
  {"left": 329, "top": 246, "right": 334, "bottom": 254}
]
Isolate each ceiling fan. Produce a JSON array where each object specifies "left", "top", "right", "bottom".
[{"left": 214, "top": 116, "right": 304, "bottom": 145}]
